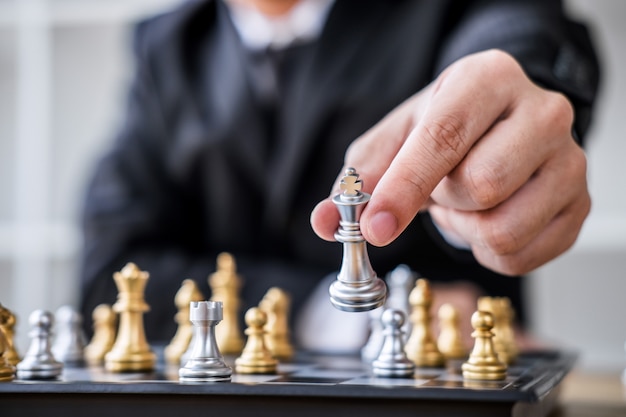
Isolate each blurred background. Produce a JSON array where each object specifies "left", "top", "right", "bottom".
[{"left": 0, "top": 0, "right": 624, "bottom": 372}]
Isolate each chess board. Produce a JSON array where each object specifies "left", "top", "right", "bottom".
[{"left": 0, "top": 349, "right": 575, "bottom": 417}]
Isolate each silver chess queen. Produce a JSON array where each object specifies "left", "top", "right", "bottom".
[{"left": 329, "top": 168, "right": 387, "bottom": 312}]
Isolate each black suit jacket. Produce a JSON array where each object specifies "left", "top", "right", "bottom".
[{"left": 80, "top": 0, "right": 599, "bottom": 341}]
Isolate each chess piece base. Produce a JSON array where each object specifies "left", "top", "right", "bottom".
[
  {"left": 411, "top": 350, "right": 445, "bottom": 368},
  {"left": 372, "top": 360, "right": 415, "bottom": 378},
  {"left": 179, "top": 358, "right": 232, "bottom": 382},
  {"left": 461, "top": 362, "right": 507, "bottom": 381},
  {"left": 0, "top": 365, "right": 15, "bottom": 382},
  {"left": 234, "top": 362, "right": 277, "bottom": 374},
  {"left": 16, "top": 361, "right": 62, "bottom": 380},
  {"left": 104, "top": 351, "right": 156, "bottom": 373},
  {"left": 329, "top": 278, "right": 387, "bottom": 312},
  {"left": 179, "top": 374, "right": 232, "bottom": 383}
]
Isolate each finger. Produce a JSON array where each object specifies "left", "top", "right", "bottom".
[
  {"left": 361, "top": 50, "right": 522, "bottom": 246},
  {"left": 429, "top": 145, "right": 589, "bottom": 274},
  {"left": 473, "top": 193, "right": 590, "bottom": 275},
  {"left": 431, "top": 89, "right": 574, "bottom": 210},
  {"left": 310, "top": 199, "right": 340, "bottom": 242},
  {"left": 310, "top": 93, "right": 420, "bottom": 241}
]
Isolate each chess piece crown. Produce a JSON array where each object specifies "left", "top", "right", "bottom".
[{"left": 112, "top": 263, "right": 150, "bottom": 312}]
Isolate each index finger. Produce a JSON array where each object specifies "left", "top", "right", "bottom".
[{"left": 360, "top": 50, "right": 522, "bottom": 246}]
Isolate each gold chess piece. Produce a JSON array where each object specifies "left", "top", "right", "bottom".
[
  {"left": 209, "top": 253, "right": 244, "bottom": 354},
  {"left": 259, "top": 287, "right": 294, "bottom": 360},
  {"left": 104, "top": 263, "right": 156, "bottom": 372},
  {"left": 405, "top": 279, "right": 445, "bottom": 367},
  {"left": 462, "top": 310, "right": 507, "bottom": 381},
  {"left": 477, "top": 297, "right": 518, "bottom": 364},
  {"left": 437, "top": 303, "right": 468, "bottom": 360},
  {"left": 235, "top": 307, "right": 277, "bottom": 374},
  {"left": 164, "top": 279, "right": 204, "bottom": 364},
  {"left": 84, "top": 304, "right": 117, "bottom": 365},
  {"left": 0, "top": 305, "right": 16, "bottom": 381},
  {"left": 0, "top": 305, "right": 20, "bottom": 366}
]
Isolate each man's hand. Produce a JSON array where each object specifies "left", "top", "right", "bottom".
[{"left": 310, "top": 49, "right": 590, "bottom": 276}]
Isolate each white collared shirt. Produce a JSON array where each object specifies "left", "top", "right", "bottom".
[{"left": 224, "top": 0, "right": 335, "bottom": 50}]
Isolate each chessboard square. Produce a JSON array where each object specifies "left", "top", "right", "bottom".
[
  {"left": 289, "top": 368, "right": 364, "bottom": 380},
  {"left": 277, "top": 363, "right": 317, "bottom": 373},
  {"left": 341, "top": 376, "right": 430, "bottom": 388},
  {"left": 421, "top": 375, "right": 513, "bottom": 390},
  {"left": 231, "top": 374, "right": 279, "bottom": 384},
  {"left": 413, "top": 369, "right": 444, "bottom": 379},
  {"left": 268, "top": 375, "right": 351, "bottom": 385}
]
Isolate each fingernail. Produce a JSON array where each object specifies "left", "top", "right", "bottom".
[{"left": 367, "top": 211, "right": 398, "bottom": 246}]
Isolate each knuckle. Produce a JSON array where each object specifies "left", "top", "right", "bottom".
[
  {"left": 497, "top": 258, "right": 532, "bottom": 276},
  {"left": 393, "top": 159, "right": 431, "bottom": 202},
  {"left": 422, "top": 113, "right": 469, "bottom": 165},
  {"left": 468, "top": 49, "right": 524, "bottom": 85},
  {"left": 474, "top": 248, "right": 530, "bottom": 277},
  {"left": 570, "top": 146, "right": 588, "bottom": 178},
  {"left": 478, "top": 219, "right": 521, "bottom": 256},
  {"left": 482, "top": 49, "right": 520, "bottom": 76},
  {"left": 542, "top": 91, "right": 575, "bottom": 134},
  {"left": 464, "top": 163, "right": 506, "bottom": 209}
]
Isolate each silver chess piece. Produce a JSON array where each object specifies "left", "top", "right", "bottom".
[
  {"left": 179, "top": 301, "right": 232, "bottom": 383},
  {"left": 16, "top": 310, "right": 63, "bottom": 380},
  {"left": 52, "top": 305, "right": 86, "bottom": 366},
  {"left": 329, "top": 168, "right": 387, "bottom": 312},
  {"left": 372, "top": 309, "right": 415, "bottom": 378}
]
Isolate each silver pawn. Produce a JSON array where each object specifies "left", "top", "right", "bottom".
[
  {"left": 179, "top": 301, "right": 232, "bottom": 382},
  {"left": 16, "top": 310, "right": 63, "bottom": 380},
  {"left": 372, "top": 309, "right": 415, "bottom": 378},
  {"left": 329, "top": 167, "right": 387, "bottom": 312},
  {"left": 52, "top": 305, "right": 86, "bottom": 366}
]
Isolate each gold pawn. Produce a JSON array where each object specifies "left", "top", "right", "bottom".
[
  {"left": 235, "top": 308, "right": 278, "bottom": 374},
  {"left": 164, "top": 279, "right": 204, "bottom": 364},
  {"left": 437, "top": 303, "right": 468, "bottom": 360},
  {"left": 405, "top": 279, "right": 445, "bottom": 367},
  {"left": 0, "top": 305, "right": 20, "bottom": 366},
  {"left": 0, "top": 305, "right": 16, "bottom": 381},
  {"left": 210, "top": 253, "right": 244, "bottom": 354},
  {"left": 84, "top": 304, "right": 117, "bottom": 365},
  {"left": 104, "top": 263, "right": 156, "bottom": 372},
  {"left": 462, "top": 310, "right": 507, "bottom": 381},
  {"left": 259, "top": 287, "right": 294, "bottom": 360}
]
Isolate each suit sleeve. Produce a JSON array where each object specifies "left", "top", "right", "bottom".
[{"left": 435, "top": 0, "right": 600, "bottom": 143}]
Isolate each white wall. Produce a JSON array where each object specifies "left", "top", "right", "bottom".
[
  {"left": 0, "top": 0, "right": 624, "bottom": 370},
  {"left": 527, "top": 0, "right": 626, "bottom": 372},
  {"left": 0, "top": 0, "right": 183, "bottom": 353}
]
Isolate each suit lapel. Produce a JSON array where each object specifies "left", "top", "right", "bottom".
[
  {"left": 200, "top": 0, "right": 268, "bottom": 191},
  {"left": 264, "top": 1, "right": 394, "bottom": 226}
]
